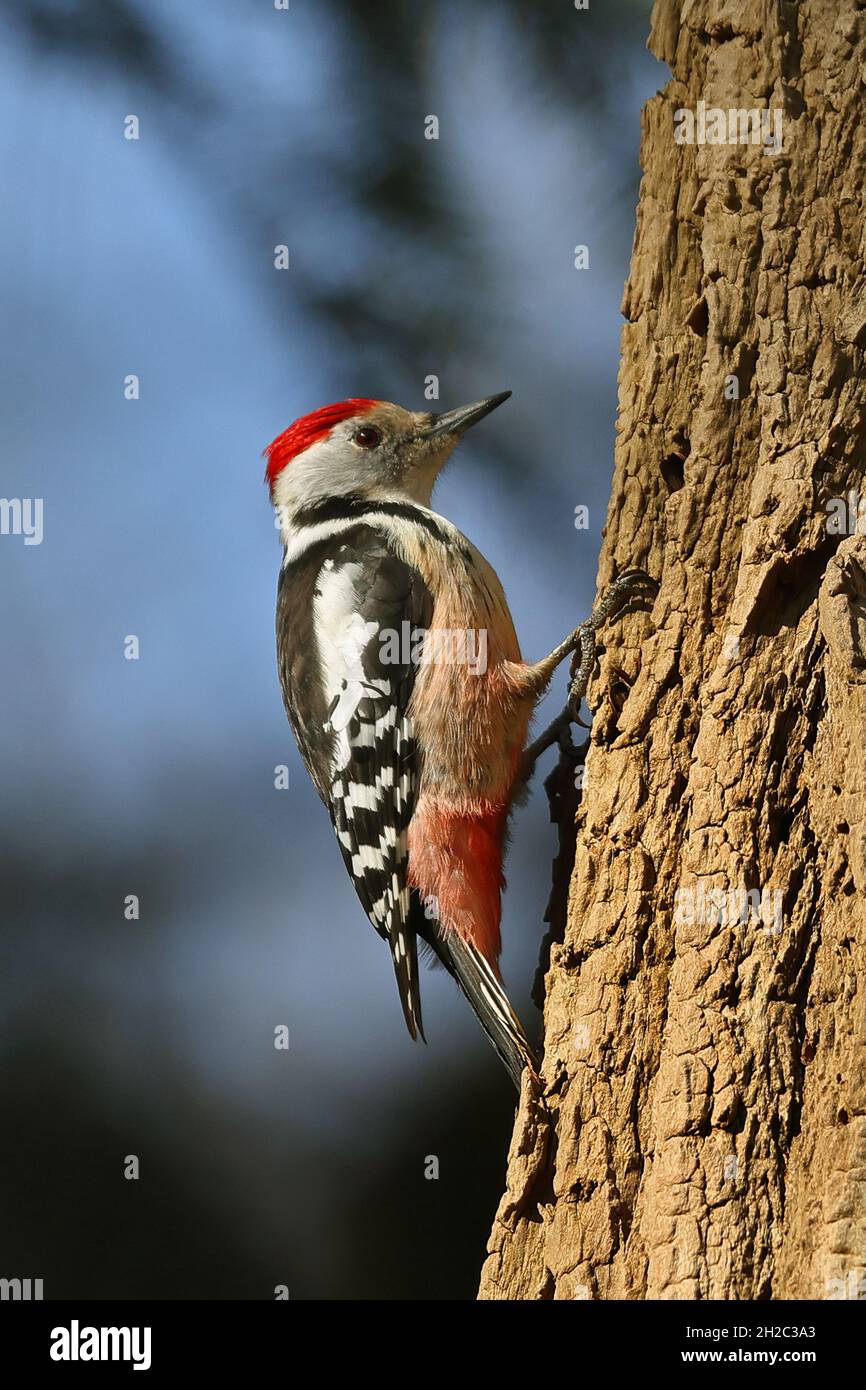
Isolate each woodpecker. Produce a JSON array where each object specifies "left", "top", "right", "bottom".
[{"left": 266, "top": 392, "right": 654, "bottom": 1089}]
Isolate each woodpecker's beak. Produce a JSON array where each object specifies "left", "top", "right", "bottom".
[{"left": 421, "top": 391, "right": 511, "bottom": 440}]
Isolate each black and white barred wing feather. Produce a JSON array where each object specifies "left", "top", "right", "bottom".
[{"left": 277, "top": 528, "right": 432, "bottom": 1040}]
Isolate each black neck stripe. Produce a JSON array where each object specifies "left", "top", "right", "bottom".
[{"left": 294, "top": 494, "right": 450, "bottom": 546}]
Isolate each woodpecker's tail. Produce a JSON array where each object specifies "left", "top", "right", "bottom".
[
  {"left": 418, "top": 915, "right": 537, "bottom": 1091},
  {"left": 388, "top": 919, "right": 425, "bottom": 1043}
]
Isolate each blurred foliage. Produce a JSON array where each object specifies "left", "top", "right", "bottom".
[
  {"left": 0, "top": 843, "right": 516, "bottom": 1298},
  {"left": 4, "top": 0, "right": 654, "bottom": 403}
]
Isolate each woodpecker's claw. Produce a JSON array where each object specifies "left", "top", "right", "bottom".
[
  {"left": 567, "top": 625, "right": 596, "bottom": 719},
  {"left": 521, "top": 569, "right": 658, "bottom": 782},
  {"left": 589, "top": 568, "right": 658, "bottom": 628},
  {"left": 567, "top": 569, "right": 657, "bottom": 717}
]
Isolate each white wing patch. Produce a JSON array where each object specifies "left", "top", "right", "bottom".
[
  {"left": 307, "top": 542, "right": 424, "bottom": 1039},
  {"left": 314, "top": 566, "right": 386, "bottom": 740}
]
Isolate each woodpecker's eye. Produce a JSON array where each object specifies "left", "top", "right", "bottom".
[{"left": 354, "top": 426, "right": 381, "bottom": 450}]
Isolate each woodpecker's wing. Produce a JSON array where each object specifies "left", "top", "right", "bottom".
[{"left": 276, "top": 525, "right": 433, "bottom": 1041}]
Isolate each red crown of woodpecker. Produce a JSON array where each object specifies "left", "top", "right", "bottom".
[{"left": 264, "top": 398, "right": 380, "bottom": 489}]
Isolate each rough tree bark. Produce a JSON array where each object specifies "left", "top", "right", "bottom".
[{"left": 480, "top": 0, "right": 866, "bottom": 1301}]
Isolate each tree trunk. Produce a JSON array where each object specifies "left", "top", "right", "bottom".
[{"left": 480, "top": 0, "right": 866, "bottom": 1301}]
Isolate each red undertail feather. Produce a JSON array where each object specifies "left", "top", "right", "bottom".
[{"left": 408, "top": 802, "right": 508, "bottom": 967}]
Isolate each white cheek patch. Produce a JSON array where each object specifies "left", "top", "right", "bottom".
[{"left": 272, "top": 429, "right": 370, "bottom": 522}]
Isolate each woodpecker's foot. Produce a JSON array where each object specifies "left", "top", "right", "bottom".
[
  {"left": 587, "top": 568, "right": 658, "bottom": 631},
  {"left": 521, "top": 708, "right": 577, "bottom": 784},
  {"left": 567, "top": 568, "right": 657, "bottom": 718},
  {"left": 521, "top": 569, "right": 657, "bottom": 780}
]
